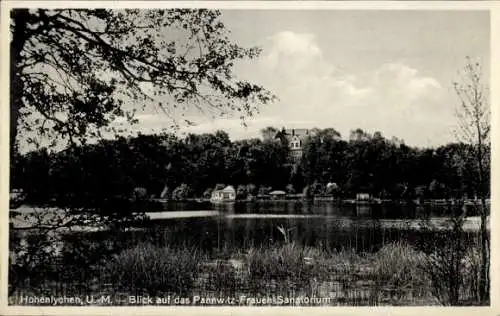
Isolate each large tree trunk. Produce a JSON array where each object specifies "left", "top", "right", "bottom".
[
  {"left": 479, "top": 198, "right": 490, "bottom": 303},
  {"left": 10, "top": 10, "right": 29, "bottom": 158}
]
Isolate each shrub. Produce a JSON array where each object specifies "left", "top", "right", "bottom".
[
  {"left": 202, "top": 188, "right": 213, "bottom": 199},
  {"left": 258, "top": 186, "right": 271, "bottom": 196},
  {"left": 416, "top": 212, "right": 479, "bottom": 305},
  {"left": 131, "top": 187, "right": 147, "bottom": 201},
  {"left": 372, "top": 241, "right": 427, "bottom": 289},
  {"left": 371, "top": 241, "right": 430, "bottom": 304},
  {"left": 171, "top": 183, "right": 193, "bottom": 200},
  {"left": 310, "top": 181, "right": 325, "bottom": 196}
]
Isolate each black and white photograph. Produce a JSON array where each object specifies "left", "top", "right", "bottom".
[{"left": 2, "top": 1, "right": 496, "bottom": 313}]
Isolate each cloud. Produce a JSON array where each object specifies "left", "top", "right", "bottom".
[
  {"left": 118, "top": 31, "right": 452, "bottom": 147},
  {"left": 234, "top": 31, "right": 451, "bottom": 146},
  {"left": 373, "top": 62, "right": 442, "bottom": 105},
  {"left": 259, "top": 31, "right": 332, "bottom": 83}
]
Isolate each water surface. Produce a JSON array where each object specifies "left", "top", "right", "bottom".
[{"left": 134, "top": 201, "right": 480, "bottom": 254}]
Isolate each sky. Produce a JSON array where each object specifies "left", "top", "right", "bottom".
[
  {"left": 160, "top": 9, "right": 489, "bottom": 148},
  {"left": 18, "top": 9, "right": 490, "bottom": 151}
]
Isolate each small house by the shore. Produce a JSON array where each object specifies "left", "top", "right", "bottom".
[
  {"left": 356, "top": 193, "right": 371, "bottom": 201},
  {"left": 211, "top": 185, "right": 236, "bottom": 202}
]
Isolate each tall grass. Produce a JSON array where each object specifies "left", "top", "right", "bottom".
[
  {"left": 246, "top": 242, "right": 325, "bottom": 281},
  {"left": 103, "top": 242, "right": 204, "bottom": 296},
  {"left": 461, "top": 245, "right": 481, "bottom": 302},
  {"left": 11, "top": 236, "right": 483, "bottom": 305},
  {"left": 371, "top": 241, "right": 431, "bottom": 304},
  {"left": 202, "top": 260, "right": 241, "bottom": 296},
  {"left": 372, "top": 242, "right": 428, "bottom": 287}
]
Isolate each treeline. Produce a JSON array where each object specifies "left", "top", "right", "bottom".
[{"left": 11, "top": 128, "right": 490, "bottom": 206}]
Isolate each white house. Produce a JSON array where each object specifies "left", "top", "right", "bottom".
[
  {"left": 211, "top": 185, "right": 236, "bottom": 202},
  {"left": 356, "top": 193, "right": 371, "bottom": 201}
]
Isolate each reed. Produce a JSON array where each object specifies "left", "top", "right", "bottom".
[
  {"left": 246, "top": 242, "right": 327, "bottom": 281},
  {"left": 10, "top": 238, "right": 483, "bottom": 305},
  {"left": 103, "top": 242, "right": 204, "bottom": 296}
]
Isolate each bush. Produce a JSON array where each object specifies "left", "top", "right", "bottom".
[
  {"left": 131, "top": 187, "right": 147, "bottom": 201},
  {"left": 372, "top": 241, "right": 427, "bottom": 288},
  {"left": 9, "top": 230, "right": 64, "bottom": 295},
  {"left": 103, "top": 242, "right": 204, "bottom": 296},
  {"left": 258, "top": 186, "right": 271, "bottom": 196},
  {"left": 310, "top": 181, "right": 325, "bottom": 196},
  {"left": 371, "top": 241, "right": 430, "bottom": 304},
  {"left": 415, "top": 212, "right": 480, "bottom": 305},
  {"left": 202, "top": 188, "right": 213, "bottom": 199},
  {"left": 171, "top": 183, "right": 193, "bottom": 200}
]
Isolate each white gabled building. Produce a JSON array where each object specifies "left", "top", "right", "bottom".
[{"left": 211, "top": 185, "right": 236, "bottom": 202}]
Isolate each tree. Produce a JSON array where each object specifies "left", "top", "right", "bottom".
[
  {"left": 453, "top": 56, "right": 490, "bottom": 303},
  {"left": 10, "top": 9, "right": 273, "bottom": 152},
  {"left": 236, "top": 185, "right": 248, "bottom": 200},
  {"left": 9, "top": 9, "right": 275, "bottom": 294},
  {"left": 9, "top": 8, "right": 274, "bottom": 248},
  {"left": 260, "top": 126, "right": 278, "bottom": 141},
  {"left": 246, "top": 183, "right": 257, "bottom": 196}
]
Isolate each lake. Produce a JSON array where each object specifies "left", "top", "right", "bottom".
[
  {"left": 109, "top": 200, "right": 482, "bottom": 255},
  {"left": 10, "top": 200, "right": 483, "bottom": 257}
]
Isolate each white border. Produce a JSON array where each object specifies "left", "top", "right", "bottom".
[{"left": 1, "top": 1, "right": 499, "bottom": 315}]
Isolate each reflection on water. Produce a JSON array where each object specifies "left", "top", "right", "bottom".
[
  {"left": 131, "top": 201, "right": 477, "bottom": 255},
  {"left": 160, "top": 200, "right": 440, "bottom": 218}
]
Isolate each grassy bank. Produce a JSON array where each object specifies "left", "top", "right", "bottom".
[{"left": 10, "top": 240, "right": 483, "bottom": 306}]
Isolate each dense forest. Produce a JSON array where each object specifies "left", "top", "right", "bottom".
[{"left": 10, "top": 127, "right": 490, "bottom": 206}]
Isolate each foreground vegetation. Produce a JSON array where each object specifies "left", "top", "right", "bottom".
[{"left": 10, "top": 236, "right": 483, "bottom": 306}]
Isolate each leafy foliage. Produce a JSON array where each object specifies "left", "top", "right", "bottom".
[{"left": 11, "top": 9, "right": 273, "bottom": 149}]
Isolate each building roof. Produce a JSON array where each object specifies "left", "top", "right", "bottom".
[
  {"left": 269, "top": 190, "right": 286, "bottom": 195},
  {"left": 221, "top": 185, "right": 235, "bottom": 193},
  {"left": 285, "top": 128, "right": 311, "bottom": 138},
  {"left": 281, "top": 129, "right": 315, "bottom": 145}
]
